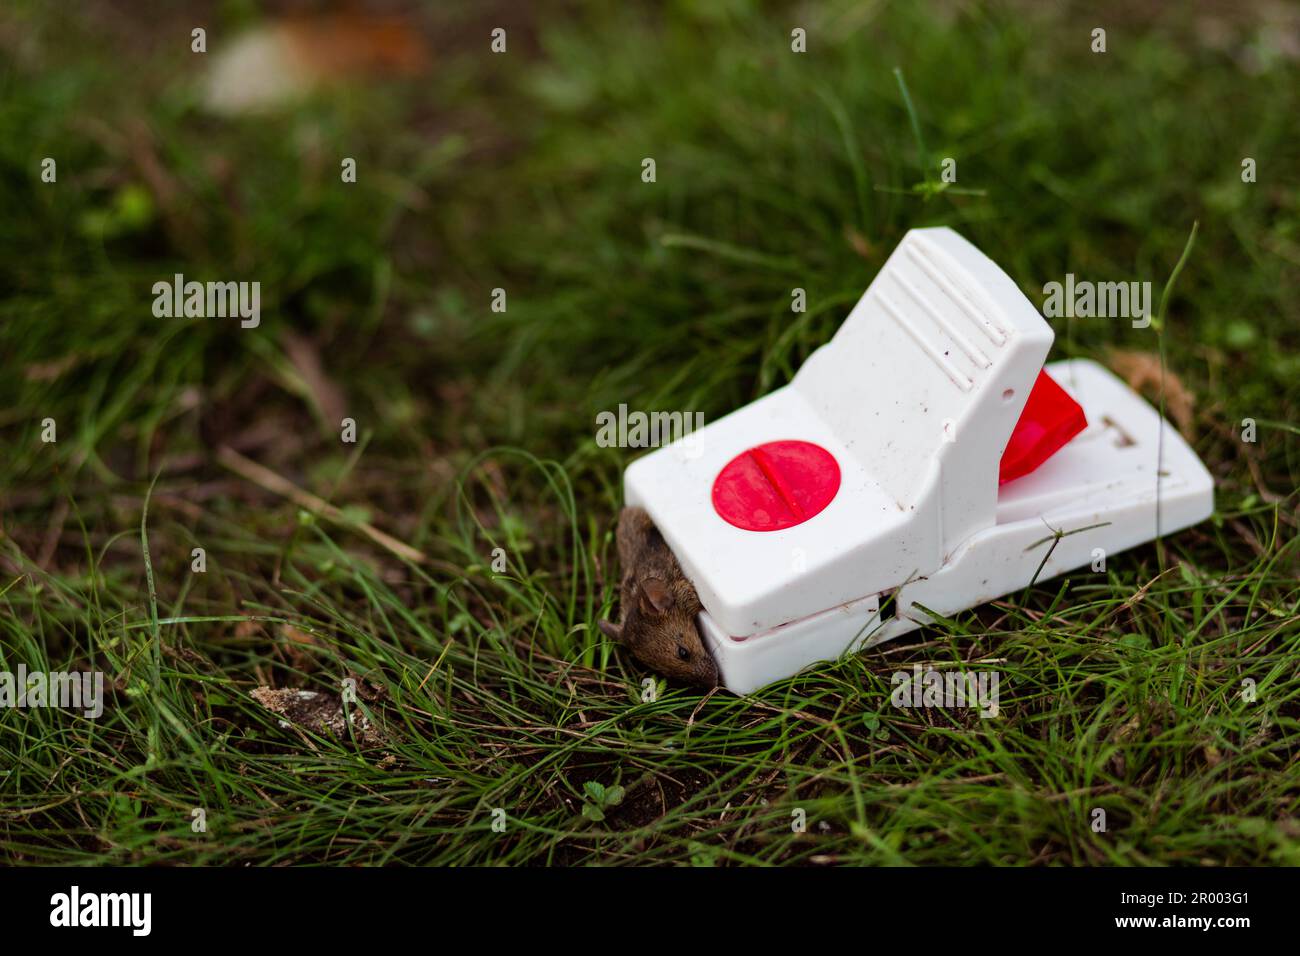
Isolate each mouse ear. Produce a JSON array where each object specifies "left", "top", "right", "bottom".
[
  {"left": 638, "top": 577, "right": 673, "bottom": 616},
  {"left": 598, "top": 619, "right": 624, "bottom": 643}
]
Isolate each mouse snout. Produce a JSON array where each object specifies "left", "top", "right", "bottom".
[{"left": 692, "top": 617, "right": 721, "bottom": 687}]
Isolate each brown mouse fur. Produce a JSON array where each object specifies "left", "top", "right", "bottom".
[{"left": 598, "top": 507, "right": 719, "bottom": 687}]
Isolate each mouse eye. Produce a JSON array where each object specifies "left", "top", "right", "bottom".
[{"left": 677, "top": 646, "right": 690, "bottom": 661}]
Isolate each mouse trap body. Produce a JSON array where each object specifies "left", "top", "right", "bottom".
[{"left": 624, "top": 227, "right": 1213, "bottom": 694}]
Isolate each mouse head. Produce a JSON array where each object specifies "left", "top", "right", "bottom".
[{"left": 599, "top": 575, "right": 719, "bottom": 687}]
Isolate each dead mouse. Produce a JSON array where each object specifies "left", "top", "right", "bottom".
[{"left": 598, "top": 506, "right": 720, "bottom": 687}]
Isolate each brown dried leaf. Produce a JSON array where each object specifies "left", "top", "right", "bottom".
[
  {"left": 250, "top": 685, "right": 388, "bottom": 748},
  {"left": 205, "top": 15, "right": 428, "bottom": 116},
  {"left": 281, "top": 329, "right": 347, "bottom": 428},
  {"left": 1107, "top": 350, "right": 1196, "bottom": 437}
]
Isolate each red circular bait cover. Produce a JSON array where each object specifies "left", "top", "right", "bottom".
[{"left": 712, "top": 440, "right": 841, "bottom": 532}]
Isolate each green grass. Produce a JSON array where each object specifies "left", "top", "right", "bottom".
[{"left": 1, "top": 0, "right": 1298, "bottom": 865}]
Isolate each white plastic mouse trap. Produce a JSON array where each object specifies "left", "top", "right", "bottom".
[{"left": 624, "top": 227, "right": 1214, "bottom": 694}]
